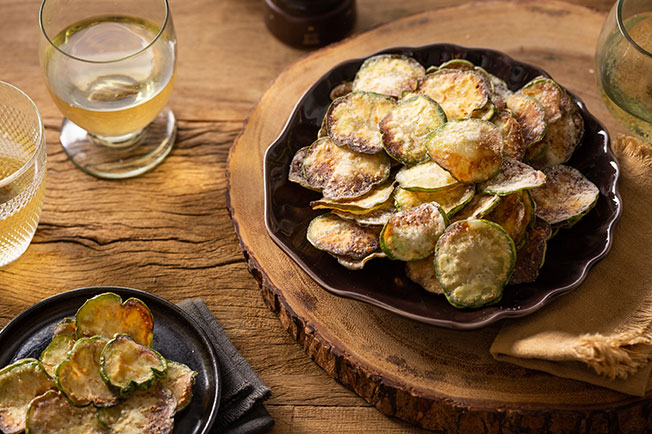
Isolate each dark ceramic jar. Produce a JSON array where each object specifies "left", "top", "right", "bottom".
[{"left": 263, "top": 0, "right": 356, "bottom": 49}]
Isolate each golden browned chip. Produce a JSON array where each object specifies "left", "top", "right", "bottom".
[
  {"left": 492, "top": 110, "right": 526, "bottom": 161},
  {"left": 489, "top": 74, "right": 512, "bottom": 111},
  {"left": 326, "top": 91, "right": 397, "bottom": 154},
  {"left": 332, "top": 199, "right": 396, "bottom": 226},
  {"left": 479, "top": 158, "right": 546, "bottom": 195},
  {"left": 405, "top": 254, "right": 443, "bottom": 294},
  {"left": 302, "top": 137, "right": 391, "bottom": 200},
  {"left": 352, "top": 54, "right": 425, "bottom": 98},
  {"left": 97, "top": 384, "right": 175, "bottom": 434},
  {"left": 509, "top": 217, "right": 552, "bottom": 284},
  {"left": 288, "top": 146, "right": 314, "bottom": 189},
  {"left": 395, "top": 161, "right": 459, "bottom": 192},
  {"left": 505, "top": 94, "right": 546, "bottom": 150},
  {"left": 307, "top": 213, "right": 382, "bottom": 259},
  {"left": 530, "top": 109, "right": 584, "bottom": 169},
  {"left": 334, "top": 251, "right": 386, "bottom": 270},
  {"left": 452, "top": 193, "right": 501, "bottom": 221},
  {"left": 394, "top": 184, "right": 475, "bottom": 216},
  {"left": 311, "top": 181, "right": 395, "bottom": 212},
  {"left": 26, "top": 390, "right": 107, "bottom": 434},
  {"left": 52, "top": 317, "right": 76, "bottom": 338},
  {"left": 330, "top": 81, "right": 352, "bottom": 100},
  {"left": 379, "top": 94, "right": 447, "bottom": 164},
  {"left": 486, "top": 191, "right": 534, "bottom": 247},
  {"left": 520, "top": 77, "right": 570, "bottom": 123},
  {"left": 530, "top": 165, "right": 599, "bottom": 226},
  {"left": 425, "top": 119, "right": 503, "bottom": 183},
  {"left": 417, "top": 69, "right": 491, "bottom": 120}
]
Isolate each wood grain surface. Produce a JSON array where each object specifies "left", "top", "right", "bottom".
[{"left": 0, "top": 0, "right": 627, "bottom": 432}]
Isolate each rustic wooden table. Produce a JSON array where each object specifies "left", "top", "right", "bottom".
[{"left": 0, "top": 0, "right": 617, "bottom": 432}]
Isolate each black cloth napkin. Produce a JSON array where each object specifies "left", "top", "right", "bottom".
[{"left": 178, "top": 299, "right": 274, "bottom": 434}]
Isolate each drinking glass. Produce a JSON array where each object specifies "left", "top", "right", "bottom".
[
  {"left": 595, "top": 0, "right": 652, "bottom": 141},
  {"left": 0, "top": 82, "right": 47, "bottom": 267},
  {"left": 39, "top": 0, "right": 177, "bottom": 179}
]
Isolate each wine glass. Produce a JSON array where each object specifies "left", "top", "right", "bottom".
[
  {"left": 595, "top": 0, "right": 652, "bottom": 142},
  {"left": 39, "top": 0, "right": 177, "bottom": 179}
]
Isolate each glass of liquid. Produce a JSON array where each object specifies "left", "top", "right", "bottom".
[
  {"left": 39, "top": 0, "right": 177, "bottom": 178},
  {"left": 0, "top": 82, "right": 47, "bottom": 267},
  {"left": 596, "top": 0, "right": 652, "bottom": 142}
]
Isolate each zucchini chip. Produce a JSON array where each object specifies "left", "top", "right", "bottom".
[
  {"left": 520, "top": 77, "right": 571, "bottom": 123},
  {"left": 352, "top": 54, "right": 425, "bottom": 98},
  {"left": 326, "top": 91, "right": 397, "bottom": 154},
  {"left": 425, "top": 119, "right": 503, "bottom": 183},
  {"left": 288, "top": 146, "right": 314, "bottom": 189},
  {"left": 302, "top": 137, "right": 391, "bottom": 200},
  {"left": 53, "top": 317, "right": 76, "bottom": 338},
  {"left": 307, "top": 213, "right": 381, "bottom": 259},
  {"left": 0, "top": 359, "right": 54, "bottom": 434},
  {"left": 505, "top": 94, "right": 546, "bottom": 151},
  {"left": 330, "top": 81, "right": 352, "bottom": 101},
  {"left": 417, "top": 69, "right": 491, "bottom": 120},
  {"left": 40, "top": 335, "right": 76, "bottom": 378},
  {"left": 486, "top": 191, "right": 535, "bottom": 247},
  {"left": 25, "top": 390, "right": 106, "bottom": 434},
  {"left": 489, "top": 74, "right": 512, "bottom": 111},
  {"left": 394, "top": 184, "right": 475, "bottom": 216},
  {"left": 452, "top": 193, "right": 501, "bottom": 221},
  {"left": 56, "top": 336, "right": 120, "bottom": 408},
  {"left": 100, "top": 335, "right": 167, "bottom": 398},
  {"left": 395, "top": 161, "right": 458, "bottom": 192},
  {"left": 97, "top": 384, "right": 175, "bottom": 434},
  {"left": 405, "top": 254, "right": 443, "bottom": 294},
  {"left": 332, "top": 199, "right": 396, "bottom": 226},
  {"left": 334, "top": 251, "right": 386, "bottom": 271},
  {"left": 509, "top": 217, "right": 552, "bottom": 285},
  {"left": 471, "top": 102, "right": 496, "bottom": 121},
  {"left": 530, "top": 165, "right": 599, "bottom": 226},
  {"left": 75, "top": 292, "right": 154, "bottom": 347},
  {"left": 379, "top": 94, "right": 447, "bottom": 164},
  {"left": 530, "top": 109, "right": 584, "bottom": 169},
  {"left": 492, "top": 110, "right": 526, "bottom": 161},
  {"left": 311, "top": 181, "right": 395, "bottom": 212},
  {"left": 380, "top": 202, "right": 448, "bottom": 261},
  {"left": 479, "top": 158, "right": 546, "bottom": 195},
  {"left": 159, "top": 361, "right": 197, "bottom": 413},
  {"left": 435, "top": 219, "right": 516, "bottom": 308}
]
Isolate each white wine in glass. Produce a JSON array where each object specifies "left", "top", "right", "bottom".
[{"left": 39, "top": 0, "right": 177, "bottom": 178}]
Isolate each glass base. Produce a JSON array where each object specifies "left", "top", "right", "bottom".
[{"left": 59, "top": 107, "right": 177, "bottom": 179}]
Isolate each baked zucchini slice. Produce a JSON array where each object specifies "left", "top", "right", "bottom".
[
  {"left": 97, "top": 384, "right": 175, "bottom": 434},
  {"left": 330, "top": 81, "right": 352, "bottom": 101},
  {"left": 40, "top": 335, "right": 76, "bottom": 378},
  {"left": 0, "top": 359, "right": 54, "bottom": 434},
  {"left": 509, "top": 217, "right": 552, "bottom": 284},
  {"left": 379, "top": 94, "right": 447, "bottom": 164},
  {"left": 326, "top": 91, "right": 397, "bottom": 154},
  {"left": 334, "top": 251, "right": 386, "bottom": 271},
  {"left": 489, "top": 74, "right": 512, "bottom": 111},
  {"left": 471, "top": 102, "right": 496, "bottom": 121},
  {"left": 100, "top": 335, "right": 167, "bottom": 398},
  {"left": 307, "top": 213, "right": 381, "bottom": 259},
  {"left": 417, "top": 69, "right": 491, "bottom": 120},
  {"left": 435, "top": 219, "right": 516, "bottom": 308},
  {"left": 332, "top": 199, "right": 396, "bottom": 226},
  {"left": 520, "top": 77, "right": 572, "bottom": 123},
  {"left": 302, "top": 137, "right": 391, "bottom": 200},
  {"left": 492, "top": 110, "right": 526, "bottom": 161},
  {"left": 530, "top": 108, "right": 584, "bottom": 169},
  {"left": 310, "top": 181, "right": 395, "bottom": 212},
  {"left": 352, "top": 54, "right": 425, "bottom": 98},
  {"left": 288, "top": 146, "right": 315, "bottom": 190},
  {"left": 395, "top": 161, "right": 459, "bottom": 192},
  {"left": 25, "top": 390, "right": 106, "bottom": 434},
  {"left": 53, "top": 317, "right": 76, "bottom": 338},
  {"left": 505, "top": 94, "right": 546, "bottom": 151},
  {"left": 452, "top": 193, "right": 501, "bottom": 221},
  {"left": 75, "top": 292, "right": 154, "bottom": 347},
  {"left": 530, "top": 165, "right": 599, "bottom": 226},
  {"left": 55, "top": 336, "right": 120, "bottom": 408},
  {"left": 394, "top": 184, "right": 475, "bottom": 216},
  {"left": 405, "top": 254, "right": 443, "bottom": 294},
  {"left": 159, "top": 361, "right": 196, "bottom": 413},
  {"left": 380, "top": 202, "right": 448, "bottom": 261},
  {"left": 486, "top": 191, "right": 534, "bottom": 248},
  {"left": 425, "top": 119, "right": 503, "bottom": 183},
  {"left": 479, "top": 158, "right": 546, "bottom": 196}
]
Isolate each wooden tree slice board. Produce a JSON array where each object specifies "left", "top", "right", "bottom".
[{"left": 228, "top": 1, "right": 649, "bottom": 431}]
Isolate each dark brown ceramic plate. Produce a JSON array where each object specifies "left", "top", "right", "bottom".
[
  {"left": 0, "top": 286, "right": 220, "bottom": 433},
  {"left": 264, "top": 43, "right": 621, "bottom": 330}
]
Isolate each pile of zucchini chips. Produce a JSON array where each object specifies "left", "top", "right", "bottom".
[
  {"left": 290, "top": 54, "right": 599, "bottom": 309},
  {"left": 0, "top": 293, "right": 197, "bottom": 434}
]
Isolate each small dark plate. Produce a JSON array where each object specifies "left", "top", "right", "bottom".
[
  {"left": 264, "top": 43, "right": 622, "bottom": 330},
  {"left": 0, "top": 286, "right": 220, "bottom": 433}
]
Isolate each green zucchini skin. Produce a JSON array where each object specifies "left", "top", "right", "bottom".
[
  {"left": 39, "top": 335, "right": 76, "bottom": 378},
  {"left": 0, "top": 359, "right": 55, "bottom": 434},
  {"left": 100, "top": 334, "right": 167, "bottom": 398}
]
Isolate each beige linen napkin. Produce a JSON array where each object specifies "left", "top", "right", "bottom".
[{"left": 491, "top": 136, "right": 652, "bottom": 396}]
